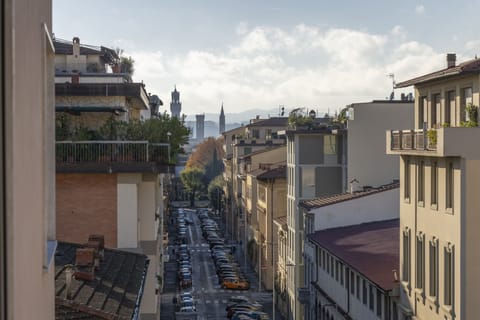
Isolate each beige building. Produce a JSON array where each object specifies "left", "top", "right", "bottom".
[
  {"left": 247, "top": 161, "right": 287, "bottom": 291},
  {"left": 2, "top": 0, "right": 56, "bottom": 318},
  {"left": 283, "top": 126, "right": 347, "bottom": 320},
  {"left": 387, "top": 54, "right": 480, "bottom": 320},
  {"left": 221, "top": 118, "right": 287, "bottom": 244},
  {"left": 347, "top": 100, "right": 414, "bottom": 188}
]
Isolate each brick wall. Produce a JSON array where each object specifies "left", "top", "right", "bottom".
[{"left": 56, "top": 173, "right": 118, "bottom": 247}]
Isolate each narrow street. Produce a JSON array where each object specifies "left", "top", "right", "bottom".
[{"left": 161, "top": 206, "right": 274, "bottom": 319}]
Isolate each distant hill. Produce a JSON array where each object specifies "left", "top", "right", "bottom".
[{"left": 184, "top": 107, "right": 283, "bottom": 125}]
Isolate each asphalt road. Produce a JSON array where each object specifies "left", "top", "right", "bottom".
[{"left": 161, "top": 207, "right": 274, "bottom": 320}]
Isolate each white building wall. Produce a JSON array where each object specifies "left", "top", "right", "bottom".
[
  {"left": 313, "top": 188, "right": 399, "bottom": 231},
  {"left": 347, "top": 101, "right": 414, "bottom": 188},
  {"left": 138, "top": 180, "right": 156, "bottom": 241},
  {"left": 117, "top": 176, "right": 140, "bottom": 248}
]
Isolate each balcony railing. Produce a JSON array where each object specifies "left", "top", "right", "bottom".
[
  {"left": 390, "top": 129, "right": 436, "bottom": 151},
  {"left": 56, "top": 141, "right": 170, "bottom": 165}
]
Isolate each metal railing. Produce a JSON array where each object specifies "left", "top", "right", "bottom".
[
  {"left": 390, "top": 129, "right": 437, "bottom": 151},
  {"left": 56, "top": 141, "right": 170, "bottom": 165}
]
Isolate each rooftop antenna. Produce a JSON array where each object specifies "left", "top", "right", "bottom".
[{"left": 387, "top": 73, "right": 395, "bottom": 100}]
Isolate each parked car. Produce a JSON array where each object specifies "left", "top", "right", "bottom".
[{"left": 222, "top": 278, "right": 250, "bottom": 290}]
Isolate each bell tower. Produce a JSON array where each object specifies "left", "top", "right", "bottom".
[{"left": 170, "top": 86, "right": 182, "bottom": 118}]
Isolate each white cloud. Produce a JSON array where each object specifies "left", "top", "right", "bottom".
[
  {"left": 415, "top": 4, "right": 425, "bottom": 14},
  {"left": 131, "top": 24, "right": 450, "bottom": 115}
]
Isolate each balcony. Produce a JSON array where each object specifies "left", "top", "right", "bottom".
[
  {"left": 56, "top": 141, "right": 173, "bottom": 173},
  {"left": 387, "top": 127, "right": 480, "bottom": 158}
]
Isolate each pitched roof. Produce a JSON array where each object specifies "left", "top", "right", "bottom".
[
  {"left": 299, "top": 183, "right": 399, "bottom": 210},
  {"left": 55, "top": 242, "right": 149, "bottom": 320},
  {"left": 308, "top": 219, "right": 399, "bottom": 291},
  {"left": 396, "top": 57, "right": 480, "bottom": 88},
  {"left": 256, "top": 165, "right": 287, "bottom": 180}
]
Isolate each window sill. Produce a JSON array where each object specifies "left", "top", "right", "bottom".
[
  {"left": 418, "top": 201, "right": 424, "bottom": 207},
  {"left": 404, "top": 198, "right": 411, "bottom": 204},
  {"left": 43, "top": 240, "right": 57, "bottom": 271},
  {"left": 430, "top": 204, "right": 438, "bottom": 211},
  {"left": 445, "top": 208, "right": 454, "bottom": 215}
]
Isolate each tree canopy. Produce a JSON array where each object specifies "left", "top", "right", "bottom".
[
  {"left": 180, "top": 167, "right": 205, "bottom": 207},
  {"left": 186, "top": 137, "right": 225, "bottom": 182}
]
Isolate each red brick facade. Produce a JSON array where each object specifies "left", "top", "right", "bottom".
[{"left": 56, "top": 173, "right": 118, "bottom": 247}]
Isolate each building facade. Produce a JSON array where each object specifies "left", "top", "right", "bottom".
[
  {"left": 387, "top": 54, "right": 480, "bottom": 320},
  {"left": 347, "top": 100, "right": 414, "bottom": 189},
  {"left": 2, "top": 0, "right": 56, "bottom": 318},
  {"left": 283, "top": 126, "right": 347, "bottom": 320},
  {"left": 196, "top": 114, "right": 205, "bottom": 139}
]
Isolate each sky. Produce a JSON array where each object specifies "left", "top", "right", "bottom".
[{"left": 53, "top": 0, "right": 480, "bottom": 118}]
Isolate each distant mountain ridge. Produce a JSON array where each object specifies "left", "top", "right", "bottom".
[{"left": 184, "top": 107, "right": 283, "bottom": 125}]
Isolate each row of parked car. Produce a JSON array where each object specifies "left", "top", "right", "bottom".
[
  {"left": 225, "top": 296, "right": 269, "bottom": 320},
  {"left": 197, "top": 209, "right": 251, "bottom": 290},
  {"left": 176, "top": 209, "right": 193, "bottom": 291},
  {"left": 174, "top": 209, "right": 196, "bottom": 314}
]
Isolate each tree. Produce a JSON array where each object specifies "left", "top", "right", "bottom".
[
  {"left": 180, "top": 167, "right": 205, "bottom": 207},
  {"left": 208, "top": 175, "right": 225, "bottom": 212},
  {"left": 186, "top": 137, "right": 224, "bottom": 182}
]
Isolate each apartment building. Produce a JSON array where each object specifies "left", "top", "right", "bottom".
[
  {"left": 222, "top": 118, "right": 287, "bottom": 242},
  {"left": 386, "top": 53, "right": 480, "bottom": 320},
  {"left": 273, "top": 216, "right": 288, "bottom": 318},
  {"left": 54, "top": 38, "right": 170, "bottom": 319},
  {"left": 282, "top": 125, "right": 347, "bottom": 320},
  {"left": 2, "top": 0, "right": 56, "bottom": 318},
  {"left": 247, "top": 161, "right": 287, "bottom": 290},
  {"left": 307, "top": 219, "right": 400, "bottom": 320},
  {"left": 300, "top": 184, "right": 400, "bottom": 320}
]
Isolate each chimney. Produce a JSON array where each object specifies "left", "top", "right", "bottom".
[
  {"left": 74, "top": 248, "right": 95, "bottom": 281},
  {"left": 349, "top": 178, "right": 360, "bottom": 193},
  {"left": 447, "top": 53, "right": 456, "bottom": 68},
  {"left": 88, "top": 234, "right": 105, "bottom": 260}
]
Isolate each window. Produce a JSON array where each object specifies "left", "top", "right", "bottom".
[
  {"left": 339, "top": 263, "right": 344, "bottom": 286},
  {"left": 322, "top": 250, "right": 326, "bottom": 270},
  {"left": 402, "top": 229, "right": 411, "bottom": 283},
  {"left": 418, "top": 96, "right": 426, "bottom": 128},
  {"left": 326, "top": 253, "right": 330, "bottom": 274},
  {"left": 444, "top": 245, "right": 454, "bottom": 306},
  {"left": 335, "top": 261, "right": 340, "bottom": 282},
  {"left": 362, "top": 279, "right": 367, "bottom": 305},
  {"left": 356, "top": 275, "right": 360, "bottom": 299},
  {"left": 330, "top": 255, "right": 334, "bottom": 277},
  {"left": 323, "top": 135, "right": 337, "bottom": 155},
  {"left": 461, "top": 87, "right": 473, "bottom": 122},
  {"left": 446, "top": 161, "right": 454, "bottom": 210},
  {"left": 446, "top": 91, "right": 455, "bottom": 126},
  {"left": 429, "top": 238, "right": 438, "bottom": 297},
  {"left": 404, "top": 159, "right": 411, "bottom": 200},
  {"left": 418, "top": 161, "right": 425, "bottom": 204},
  {"left": 376, "top": 289, "right": 382, "bottom": 317},
  {"left": 350, "top": 271, "right": 355, "bottom": 294},
  {"left": 369, "top": 284, "right": 374, "bottom": 311},
  {"left": 416, "top": 234, "right": 425, "bottom": 290},
  {"left": 431, "top": 94, "right": 440, "bottom": 128},
  {"left": 431, "top": 161, "right": 438, "bottom": 207}
]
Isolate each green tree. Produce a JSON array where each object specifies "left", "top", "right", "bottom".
[
  {"left": 180, "top": 167, "right": 205, "bottom": 207},
  {"left": 208, "top": 175, "right": 225, "bottom": 211}
]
